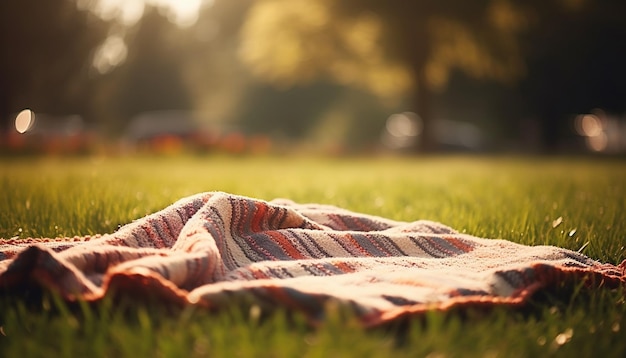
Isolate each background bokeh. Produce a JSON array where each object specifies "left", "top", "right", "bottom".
[{"left": 1, "top": 0, "right": 625, "bottom": 155}]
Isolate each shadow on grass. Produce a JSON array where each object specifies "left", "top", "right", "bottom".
[{"left": 1, "top": 279, "right": 624, "bottom": 357}]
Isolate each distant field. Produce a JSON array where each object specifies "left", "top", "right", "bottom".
[{"left": 1, "top": 155, "right": 625, "bottom": 357}]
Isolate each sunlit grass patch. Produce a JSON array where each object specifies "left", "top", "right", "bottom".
[{"left": 0, "top": 155, "right": 625, "bottom": 356}]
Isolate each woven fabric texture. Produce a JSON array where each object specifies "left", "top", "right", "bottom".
[{"left": 1, "top": 192, "right": 624, "bottom": 325}]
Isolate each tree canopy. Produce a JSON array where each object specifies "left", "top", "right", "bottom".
[{"left": 239, "top": 0, "right": 527, "bottom": 149}]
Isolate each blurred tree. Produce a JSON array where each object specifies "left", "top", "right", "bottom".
[
  {"left": 239, "top": 0, "right": 526, "bottom": 150},
  {"left": 110, "top": 6, "right": 192, "bottom": 131},
  {"left": 182, "top": 0, "right": 391, "bottom": 146},
  {"left": 0, "top": 0, "right": 109, "bottom": 132},
  {"left": 180, "top": 0, "right": 254, "bottom": 124},
  {"left": 515, "top": 0, "right": 626, "bottom": 151}
]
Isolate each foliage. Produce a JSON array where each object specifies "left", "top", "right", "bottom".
[
  {"left": 237, "top": 0, "right": 626, "bottom": 150},
  {"left": 239, "top": 0, "right": 412, "bottom": 100},
  {"left": 237, "top": 0, "right": 529, "bottom": 150},
  {"left": 0, "top": 155, "right": 625, "bottom": 356},
  {"left": 240, "top": 0, "right": 525, "bottom": 99}
]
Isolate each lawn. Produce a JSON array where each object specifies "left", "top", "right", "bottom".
[{"left": 1, "top": 155, "right": 625, "bottom": 357}]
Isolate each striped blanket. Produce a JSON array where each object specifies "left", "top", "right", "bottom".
[{"left": 1, "top": 192, "right": 624, "bottom": 326}]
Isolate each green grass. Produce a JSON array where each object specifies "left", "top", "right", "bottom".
[{"left": 1, "top": 155, "right": 625, "bottom": 357}]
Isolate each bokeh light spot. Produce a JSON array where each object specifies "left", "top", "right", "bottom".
[
  {"left": 15, "top": 109, "right": 35, "bottom": 134},
  {"left": 586, "top": 132, "right": 608, "bottom": 152},
  {"left": 385, "top": 112, "right": 422, "bottom": 138},
  {"left": 580, "top": 114, "right": 602, "bottom": 137},
  {"left": 93, "top": 34, "right": 128, "bottom": 74}
]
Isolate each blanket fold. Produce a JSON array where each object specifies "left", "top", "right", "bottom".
[{"left": 1, "top": 192, "right": 624, "bottom": 326}]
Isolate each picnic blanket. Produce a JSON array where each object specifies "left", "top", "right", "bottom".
[{"left": 1, "top": 192, "right": 624, "bottom": 326}]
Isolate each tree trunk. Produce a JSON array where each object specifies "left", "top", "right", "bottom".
[
  {"left": 404, "top": 24, "right": 435, "bottom": 153},
  {"left": 412, "top": 65, "right": 436, "bottom": 153}
]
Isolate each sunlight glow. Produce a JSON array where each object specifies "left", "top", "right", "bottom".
[
  {"left": 93, "top": 34, "right": 128, "bottom": 74},
  {"left": 83, "top": 0, "right": 211, "bottom": 27},
  {"left": 153, "top": 0, "right": 205, "bottom": 27},
  {"left": 79, "top": 0, "right": 145, "bottom": 26}
]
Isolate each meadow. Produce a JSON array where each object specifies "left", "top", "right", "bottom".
[{"left": 0, "top": 155, "right": 625, "bottom": 357}]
